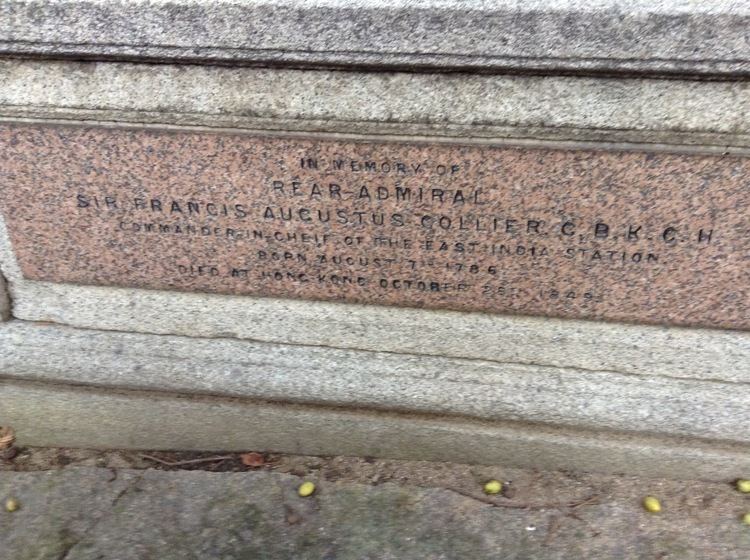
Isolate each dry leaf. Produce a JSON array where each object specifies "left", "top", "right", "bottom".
[
  {"left": 240, "top": 452, "right": 265, "bottom": 467},
  {"left": 0, "top": 427, "right": 15, "bottom": 450}
]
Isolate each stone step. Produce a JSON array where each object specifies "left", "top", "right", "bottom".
[
  {"left": 2, "top": 379, "right": 750, "bottom": 481},
  {"left": 1, "top": 465, "right": 750, "bottom": 559},
  {"left": 2, "top": 319, "right": 750, "bottom": 445}
]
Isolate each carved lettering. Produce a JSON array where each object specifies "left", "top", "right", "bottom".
[{"left": 0, "top": 124, "right": 746, "bottom": 330}]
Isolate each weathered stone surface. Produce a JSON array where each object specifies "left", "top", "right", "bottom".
[
  {"left": 7, "top": 278, "right": 750, "bottom": 380},
  {"left": 3, "top": 380, "right": 750, "bottom": 480},
  {"left": 2, "top": 59, "right": 750, "bottom": 148},
  {"left": 2, "top": 320, "right": 750, "bottom": 445},
  {"left": 1, "top": 0, "right": 749, "bottom": 76},
  {"left": 1, "top": 123, "right": 747, "bottom": 329},
  {"left": 1, "top": 467, "right": 750, "bottom": 559}
]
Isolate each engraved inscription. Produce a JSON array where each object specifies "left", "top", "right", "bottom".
[{"left": 0, "top": 124, "right": 747, "bottom": 329}]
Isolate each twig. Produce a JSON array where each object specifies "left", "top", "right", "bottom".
[
  {"left": 446, "top": 487, "right": 601, "bottom": 510},
  {"left": 140, "top": 454, "right": 234, "bottom": 466},
  {"left": 565, "top": 508, "right": 601, "bottom": 537},
  {"left": 569, "top": 494, "right": 601, "bottom": 510},
  {"left": 542, "top": 498, "right": 602, "bottom": 547}
]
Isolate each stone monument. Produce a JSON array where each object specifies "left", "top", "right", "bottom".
[{"left": 0, "top": 0, "right": 749, "bottom": 480}]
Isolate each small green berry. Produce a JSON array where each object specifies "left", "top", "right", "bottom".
[
  {"left": 742, "top": 513, "right": 750, "bottom": 526},
  {"left": 298, "top": 481, "right": 316, "bottom": 497},
  {"left": 483, "top": 480, "right": 503, "bottom": 495},
  {"left": 5, "top": 498, "right": 19, "bottom": 512},
  {"left": 643, "top": 496, "right": 661, "bottom": 513},
  {"left": 736, "top": 479, "right": 750, "bottom": 493}
]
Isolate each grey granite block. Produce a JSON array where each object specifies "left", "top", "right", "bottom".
[
  {"left": 3, "top": 380, "right": 750, "bottom": 480},
  {"left": 2, "top": 320, "right": 750, "bottom": 445},
  {"left": 1, "top": 60, "right": 750, "bottom": 148},
  {"left": 1, "top": 1, "right": 749, "bottom": 76}
]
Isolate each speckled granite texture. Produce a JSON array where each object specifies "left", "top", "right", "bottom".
[
  {"left": 0, "top": 123, "right": 747, "bottom": 329},
  {"left": 2, "top": 0, "right": 750, "bottom": 76}
]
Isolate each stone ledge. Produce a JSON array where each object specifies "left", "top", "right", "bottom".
[
  {"left": 3, "top": 379, "right": 750, "bottom": 481},
  {"left": 1, "top": 60, "right": 750, "bottom": 148},
  {"left": 2, "top": 320, "right": 750, "bottom": 445},
  {"left": 8, "top": 276, "right": 750, "bottom": 380},
  {"left": 1, "top": 1, "right": 749, "bottom": 76}
]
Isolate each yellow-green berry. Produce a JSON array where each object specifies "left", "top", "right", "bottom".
[
  {"left": 736, "top": 479, "right": 750, "bottom": 493},
  {"left": 483, "top": 480, "right": 503, "bottom": 495},
  {"left": 643, "top": 496, "right": 661, "bottom": 513},
  {"left": 742, "top": 513, "right": 750, "bottom": 525},
  {"left": 298, "top": 481, "right": 316, "bottom": 497},
  {"left": 5, "top": 498, "right": 19, "bottom": 512}
]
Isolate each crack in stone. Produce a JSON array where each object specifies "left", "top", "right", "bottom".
[
  {"left": 111, "top": 473, "right": 144, "bottom": 507},
  {"left": 4, "top": 318, "right": 750, "bottom": 388}
]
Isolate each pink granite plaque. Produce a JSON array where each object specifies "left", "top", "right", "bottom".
[{"left": 0, "top": 123, "right": 747, "bottom": 329}]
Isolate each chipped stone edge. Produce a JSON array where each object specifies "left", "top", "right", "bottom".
[
  {"left": 0, "top": 271, "right": 9, "bottom": 321},
  {"left": 3, "top": 378, "right": 750, "bottom": 481}
]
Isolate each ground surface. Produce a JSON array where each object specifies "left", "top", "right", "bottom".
[{"left": 1, "top": 447, "right": 750, "bottom": 559}]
